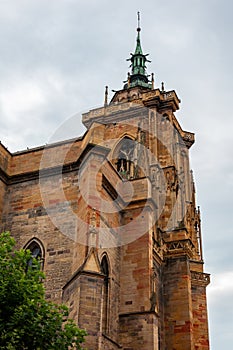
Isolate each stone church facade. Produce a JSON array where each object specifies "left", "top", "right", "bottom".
[{"left": 0, "top": 18, "right": 210, "bottom": 350}]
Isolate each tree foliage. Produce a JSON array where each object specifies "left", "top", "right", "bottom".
[{"left": 0, "top": 232, "right": 86, "bottom": 349}]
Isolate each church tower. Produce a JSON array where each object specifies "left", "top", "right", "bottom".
[
  {"left": 80, "top": 13, "right": 210, "bottom": 349},
  {"left": 0, "top": 14, "right": 210, "bottom": 350}
]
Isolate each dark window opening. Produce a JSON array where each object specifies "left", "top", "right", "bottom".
[
  {"left": 101, "top": 255, "right": 109, "bottom": 334},
  {"left": 25, "top": 240, "right": 44, "bottom": 270}
]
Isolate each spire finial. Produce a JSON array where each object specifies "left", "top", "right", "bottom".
[
  {"left": 151, "top": 73, "right": 154, "bottom": 89},
  {"left": 127, "top": 72, "right": 131, "bottom": 88},
  {"left": 137, "top": 11, "right": 141, "bottom": 32},
  {"left": 104, "top": 86, "right": 108, "bottom": 106}
]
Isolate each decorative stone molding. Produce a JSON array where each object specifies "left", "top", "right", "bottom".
[
  {"left": 164, "top": 239, "right": 195, "bottom": 258},
  {"left": 191, "top": 271, "right": 210, "bottom": 286}
]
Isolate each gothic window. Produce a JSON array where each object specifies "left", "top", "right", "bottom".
[
  {"left": 24, "top": 239, "right": 44, "bottom": 270},
  {"left": 114, "top": 137, "right": 136, "bottom": 180},
  {"left": 101, "top": 255, "right": 109, "bottom": 334}
]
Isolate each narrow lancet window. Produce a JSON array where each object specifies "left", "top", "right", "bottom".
[{"left": 101, "top": 255, "right": 109, "bottom": 334}]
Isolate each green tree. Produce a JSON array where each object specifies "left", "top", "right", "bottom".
[{"left": 0, "top": 232, "right": 86, "bottom": 349}]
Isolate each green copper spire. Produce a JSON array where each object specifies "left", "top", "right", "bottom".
[
  {"left": 124, "top": 12, "right": 152, "bottom": 90},
  {"left": 134, "top": 12, "right": 143, "bottom": 55}
]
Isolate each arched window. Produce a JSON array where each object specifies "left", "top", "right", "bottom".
[
  {"left": 24, "top": 239, "right": 44, "bottom": 270},
  {"left": 114, "top": 137, "right": 136, "bottom": 180},
  {"left": 101, "top": 255, "right": 109, "bottom": 334}
]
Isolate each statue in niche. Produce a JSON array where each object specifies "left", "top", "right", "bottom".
[
  {"left": 139, "top": 129, "right": 146, "bottom": 145},
  {"left": 88, "top": 208, "right": 98, "bottom": 249},
  {"left": 166, "top": 167, "right": 179, "bottom": 195},
  {"left": 89, "top": 209, "right": 97, "bottom": 234},
  {"left": 150, "top": 291, "right": 157, "bottom": 311},
  {"left": 151, "top": 167, "right": 158, "bottom": 189},
  {"left": 150, "top": 269, "right": 158, "bottom": 312}
]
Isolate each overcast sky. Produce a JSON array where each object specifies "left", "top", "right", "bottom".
[{"left": 0, "top": 1, "right": 232, "bottom": 348}]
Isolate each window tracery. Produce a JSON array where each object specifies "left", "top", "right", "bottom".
[{"left": 114, "top": 137, "right": 137, "bottom": 180}]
